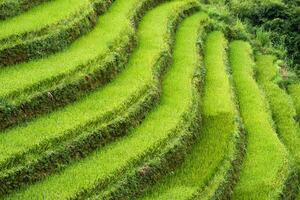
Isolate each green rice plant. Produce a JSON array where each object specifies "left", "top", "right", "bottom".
[
  {"left": 72, "top": 11, "right": 207, "bottom": 200},
  {"left": 0, "top": 0, "right": 113, "bottom": 66},
  {"left": 0, "top": 0, "right": 51, "bottom": 20},
  {"left": 255, "top": 54, "right": 300, "bottom": 198},
  {"left": 0, "top": 0, "right": 140, "bottom": 129},
  {"left": 0, "top": 0, "right": 130, "bottom": 99},
  {"left": 288, "top": 83, "right": 300, "bottom": 122},
  {"left": 0, "top": 88, "right": 159, "bottom": 196},
  {"left": 0, "top": 0, "right": 145, "bottom": 167},
  {"left": 0, "top": 0, "right": 199, "bottom": 196},
  {"left": 2, "top": 1, "right": 203, "bottom": 199},
  {"left": 229, "top": 41, "right": 289, "bottom": 199},
  {"left": 139, "top": 31, "right": 244, "bottom": 200}
]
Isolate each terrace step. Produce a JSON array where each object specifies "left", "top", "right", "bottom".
[
  {"left": 230, "top": 41, "right": 290, "bottom": 199},
  {"left": 0, "top": 88, "right": 158, "bottom": 196},
  {"left": 86, "top": 12, "right": 208, "bottom": 200},
  {"left": 0, "top": 0, "right": 51, "bottom": 20},
  {"left": 0, "top": 0, "right": 198, "bottom": 196},
  {"left": 139, "top": 31, "right": 245, "bottom": 200},
  {"left": 2, "top": 1, "right": 202, "bottom": 199},
  {"left": 255, "top": 55, "right": 300, "bottom": 199},
  {"left": 0, "top": 0, "right": 149, "bottom": 129},
  {"left": 0, "top": 0, "right": 113, "bottom": 66}
]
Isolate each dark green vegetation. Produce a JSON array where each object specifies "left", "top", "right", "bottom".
[
  {"left": 229, "top": 0, "right": 300, "bottom": 73},
  {"left": 0, "top": 0, "right": 50, "bottom": 20},
  {"left": 202, "top": 0, "right": 299, "bottom": 76},
  {"left": 0, "top": 0, "right": 299, "bottom": 199}
]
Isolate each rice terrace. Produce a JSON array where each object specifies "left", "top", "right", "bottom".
[{"left": 0, "top": 0, "right": 299, "bottom": 199}]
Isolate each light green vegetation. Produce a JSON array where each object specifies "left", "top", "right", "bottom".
[
  {"left": 230, "top": 41, "right": 289, "bottom": 199},
  {"left": 0, "top": 0, "right": 137, "bottom": 101},
  {"left": 255, "top": 55, "right": 300, "bottom": 195},
  {"left": 0, "top": 0, "right": 183, "bottom": 167},
  {"left": 140, "top": 31, "right": 240, "bottom": 200},
  {"left": 288, "top": 83, "right": 300, "bottom": 121},
  {"left": 0, "top": 0, "right": 90, "bottom": 40},
  {"left": 4, "top": 2, "right": 205, "bottom": 199}
]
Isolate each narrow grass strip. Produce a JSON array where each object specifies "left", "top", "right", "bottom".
[
  {"left": 3, "top": 2, "right": 201, "bottom": 199},
  {"left": 256, "top": 55, "right": 300, "bottom": 198},
  {"left": 86, "top": 12, "right": 207, "bottom": 200},
  {"left": 0, "top": 0, "right": 50, "bottom": 20},
  {"left": 0, "top": 0, "right": 113, "bottom": 66},
  {"left": 140, "top": 31, "right": 243, "bottom": 200},
  {"left": 230, "top": 41, "right": 289, "bottom": 199},
  {"left": 288, "top": 83, "right": 300, "bottom": 122}
]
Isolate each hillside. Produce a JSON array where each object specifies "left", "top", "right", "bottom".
[{"left": 0, "top": 0, "right": 299, "bottom": 199}]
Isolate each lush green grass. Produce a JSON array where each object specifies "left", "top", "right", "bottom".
[
  {"left": 0, "top": 0, "right": 90, "bottom": 40},
  {"left": 140, "top": 31, "right": 240, "bottom": 199},
  {"left": 288, "top": 83, "right": 300, "bottom": 121},
  {"left": 201, "top": 32, "right": 234, "bottom": 117},
  {"left": 0, "top": 0, "right": 174, "bottom": 166},
  {"left": 255, "top": 55, "right": 300, "bottom": 195},
  {"left": 3, "top": 2, "right": 203, "bottom": 199},
  {"left": 230, "top": 41, "right": 289, "bottom": 199},
  {"left": 2, "top": 0, "right": 298, "bottom": 198},
  {"left": 0, "top": 0, "right": 135, "bottom": 100}
]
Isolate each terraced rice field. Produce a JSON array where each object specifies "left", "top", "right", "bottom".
[{"left": 0, "top": 0, "right": 299, "bottom": 199}]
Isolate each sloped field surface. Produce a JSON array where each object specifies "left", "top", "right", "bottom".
[{"left": 0, "top": 0, "right": 299, "bottom": 199}]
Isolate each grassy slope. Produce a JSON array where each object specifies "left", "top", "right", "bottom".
[
  {"left": 0, "top": 0, "right": 90, "bottom": 39},
  {"left": 140, "top": 31, "right": 240, "bottom": 200},
  {"left": 0, "top": 0, "right": 134, "bottom": 99},
  {"left": 0, "top": 0, "right": 165, "bottom": 165},
  {"left": 230, "top": 41, "right": 289, "bottom": 199},
  {"left": 256, "top": 55, "right": 300, "bottom": 197},
  {"left": 3, "top": 1, "right": 202, "bottom": 199}
]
